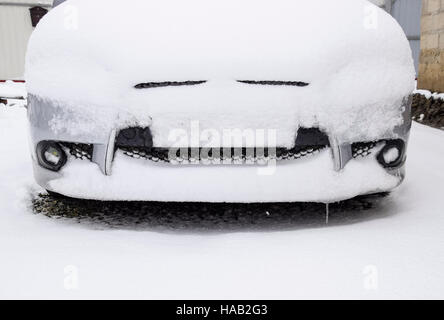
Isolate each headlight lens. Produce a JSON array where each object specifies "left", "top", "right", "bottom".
[
  {"left": 36, "top": 141, "right": 67, "bottom": 172},
  {"left": 377, "top": 139, "right": 405, "bottom": 168}
]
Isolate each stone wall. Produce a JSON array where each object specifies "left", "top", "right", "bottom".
[{"left": 418, "top": 0, "right": 444, "bottom": 92}]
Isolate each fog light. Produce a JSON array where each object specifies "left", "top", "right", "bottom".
[
  {"left": 36, "top": 141, "right": 67, "bottom": 172},
  {"left": 377, "top": 140, "right": 405, "bottom": 168}
]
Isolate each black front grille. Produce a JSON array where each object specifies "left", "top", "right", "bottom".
[
  {"left": 352, "top": 142, "right": 378, "bottom": 158},
  {"left": 119, "top": 145, "right": 326, "bottom": 164},
  {"left": 117, "top": 127, "right": 329, "bottom": 164},
  {"left": 61, "top": 143, "right": 93, "bottom": 161},
  {"left": 58, "top": 127, "right": 383, "bottom": 166}
]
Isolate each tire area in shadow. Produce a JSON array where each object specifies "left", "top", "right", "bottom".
[{"left": 32, "top": 192, "right": 395, "bottom": 233}]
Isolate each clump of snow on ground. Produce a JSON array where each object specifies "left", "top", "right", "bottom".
[
  {"left": 26, "top": 0, "right": 415, "bottom": 145},
  {"left": 414, "top": 89, "right": 444, "bottom": 101},
  {"left": 0, "top": 107, "right": 443, "bottom": 299},
  {"left": 0, "top": 81, "right": 27, "bottom": 108},
  {"left": 0, "top": 81, "right": 26, "bottom": 99}
]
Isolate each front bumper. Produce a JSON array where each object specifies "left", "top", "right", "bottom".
[
  {"left": 27, "top": 94, "right": 412, "bottom": 203},
  {"left": 31, "top": 147, "right": 404, "bottom": 203}
]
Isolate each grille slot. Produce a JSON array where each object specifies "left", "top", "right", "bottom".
[
  {"left": 59, "top": 140, "right": 384, "bottom": 165},
  {"left": 135, "top": 81, "right": 207, "bottom": 89},
  {"left": 59, "top": 140, "right": 381, "bottom": 164},
  {"left": 237, "top": 80, "right": 309, "bottom": 87}
]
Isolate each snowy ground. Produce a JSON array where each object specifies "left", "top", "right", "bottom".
[
  {"left": 0, "top": 81, "right": 27, "bottom": 108},
  {"left": 0, "top": 105, "right": 443, "bottom": 299},
  {"left": 0, "top": 81, "right": 26, "bottom": 99},
  {"left": 414, "top": 89, "right": 444, "bottom": 101}
]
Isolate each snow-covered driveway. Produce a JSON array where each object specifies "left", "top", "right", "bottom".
[{"left": 0, "top": 106, "right": 443, "bottom": 299}]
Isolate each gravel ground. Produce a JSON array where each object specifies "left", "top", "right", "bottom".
[
  {"left": 32, "top": 193, "right": 389, "bottom": 232},
  {"left": 412, "top": 93, "right": 444, "bottom": 129}
]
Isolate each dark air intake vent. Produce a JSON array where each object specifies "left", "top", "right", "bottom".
[
  {"left": 237, "top": 80, "right": 309, "bottom": 87},
  {"left": 135, "top": 81, "right": 207, "bottom": 89}
]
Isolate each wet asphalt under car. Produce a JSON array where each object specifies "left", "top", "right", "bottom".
[{"left": 32, "top": 192, "right": 391, "bottom": 233}]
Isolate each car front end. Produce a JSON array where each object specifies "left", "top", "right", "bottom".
[{"left": 25, "top": 0, "right": 415, "bottom": 203}]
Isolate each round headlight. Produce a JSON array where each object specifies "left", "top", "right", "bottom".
[
  {"left": 36, "top": 141, "right": 67, "bottom": 172},
  {"left": 377, "top": 140, "right": 405, "bottom": 168}
]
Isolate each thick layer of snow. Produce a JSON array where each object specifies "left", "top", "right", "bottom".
[
  {"left": 0, "top": 107, "right": 443, "bottom": 299},
  {"left": 26, "top": 0, "right": 415, "bottom": 145},
  {"left": 414, "top": 89, "right": 444, "bottom": 101},
  {"left": 0, "top": 81, "right": 27, "bottom": 108},
  {"left": 47, "top": 147, "right": 400, "bottom": 203},
  {"left": 382, "top": 147, "right": 400, "bottom": 164},
  {"left": 0, "top": 81, "right": 26, "bottom": 99}
]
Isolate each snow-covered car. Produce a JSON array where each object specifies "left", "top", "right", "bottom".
[{"left": 25, "top": 0, "right": 415, "bottom": 203}]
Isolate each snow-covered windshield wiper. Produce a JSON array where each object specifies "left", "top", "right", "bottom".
[
  {"left": 237, "top": 80, "right": 309, "bottom": 87},
  {"left": 135, "top": 81, "right": 207, "bottom": 89}
]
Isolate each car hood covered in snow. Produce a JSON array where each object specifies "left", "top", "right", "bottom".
[{"left": 26, "top": 0, "right": 415, "bottom": 147}]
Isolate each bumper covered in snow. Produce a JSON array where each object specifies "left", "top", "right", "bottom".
[{"left": 27, "top": 94, "right": 412, "bottom": 203}]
